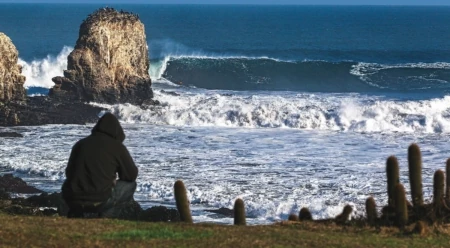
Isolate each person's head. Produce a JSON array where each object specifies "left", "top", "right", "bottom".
[{"left": 91, "top": 112, "right": 125, "bottom": 142}]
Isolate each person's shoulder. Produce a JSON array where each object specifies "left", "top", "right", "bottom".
[{"left": 73, "top": 135, "right": 94, "bottom": 147}]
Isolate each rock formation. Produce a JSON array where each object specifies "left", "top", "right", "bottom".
[
  {"left": 0, "top": 32, "right": 26, "bottom": 102},
  {"left": 0, "top": 32, "right": 26, "bottom": 125},
  {"left": 0, "top": 33, "right": 106, "bottom": 126},
  {"left": 50, "top": 8, "right": 153, "bottom": 104}
]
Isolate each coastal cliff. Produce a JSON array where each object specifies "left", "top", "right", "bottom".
[{"left": 50, "top": 8, "right": 153, "bottom": 105}]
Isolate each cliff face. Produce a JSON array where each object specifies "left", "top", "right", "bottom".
[
  {"left": 51, "top": 8, "right": 153, "bottom": 104},
  {"left": 0, "top": 32, "right": 26, "bottom": 102}
]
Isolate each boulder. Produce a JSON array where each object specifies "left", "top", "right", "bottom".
[
  {"left": 139, "top": 206, "right": 180, "bottom": 222},
  {"left": 0, "top": 174, "right": 44, "bottom": 194},
  {"left": 205, "top": 207, "right": 234, "bottom": 217},
  {"left": 50, "top": 7, "right": 153, "bottom": 105}
]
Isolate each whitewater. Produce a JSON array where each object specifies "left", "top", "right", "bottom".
[{"left": 1, "top": 45, "right": 449, "bottom": 224}]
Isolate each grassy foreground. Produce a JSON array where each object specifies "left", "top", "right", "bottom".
[{"left": 1, "top": 213, "right": 450, "bottom": 248}]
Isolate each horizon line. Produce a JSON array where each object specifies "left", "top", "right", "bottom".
[{"left": 0, "top": 2, "right": 450, "bottom": 6}]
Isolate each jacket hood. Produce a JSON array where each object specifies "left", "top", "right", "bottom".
[{"left": 91, "top": 113, "right": 125, "bottom": 142}]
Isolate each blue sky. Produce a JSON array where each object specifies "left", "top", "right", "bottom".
[{"left": 0, "top": 0, "right": 449, "bottom": 5}]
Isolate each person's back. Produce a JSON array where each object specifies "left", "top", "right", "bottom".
[{"left": 62, "top": 112, "right": 138, "bottom": 217}]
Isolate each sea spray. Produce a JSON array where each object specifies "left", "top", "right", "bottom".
[{"left": 18, "top": 46, "right": 72, "bottom": 89}]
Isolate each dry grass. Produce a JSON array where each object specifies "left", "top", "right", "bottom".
[{"left": 2, "top": 213, "right": 450, "bottom": 248}]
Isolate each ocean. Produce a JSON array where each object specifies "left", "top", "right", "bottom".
[{"left": 1, "top": 4, "right": 450, "bottom": 224}]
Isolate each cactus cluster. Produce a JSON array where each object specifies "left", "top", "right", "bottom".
[
  {"left": 365, "top": 143, "right": 450, "bottom": 230},
  {"left": 173, "top": 143, "right": 450, "bottom": 230}
]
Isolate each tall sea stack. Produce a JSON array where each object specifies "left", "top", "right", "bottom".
[
  {"left": 50, "top": 8, "right": 153, "bottom": 104},
  {"left": 0, "top": 32, "right": 26, "bottom": 125},
  {"left": 0, "top": 33, "right": 26, "bottom": 102}
]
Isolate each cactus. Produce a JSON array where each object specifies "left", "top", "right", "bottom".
[
  {"left": 446, "top": 158, "right": 450, "bottom": 201},
  {"left": 386, "top": 156, "right": 400, "bottom": 207},
  {"left": 408, "top": 143, "right": 423, "bottom": 207},
  {"left": 433, "top": 169, "right": 445, "bottom": 215},
  {"left": 288, "top": 214, "right": 299, "bottom": 221},
  {"left": 413, "top": 221, "right": 427, "bottom": 236},
  {"left": 365, "top": 197, "right": 377, "bottom": 226},
  {"left": 394, "top": 183, "right": 408, "bottom": 229},
  {"left": 234, "top": 198, "right": 246, "bottom": 225},
  {"left": 299, "top": 207, "right": 313, "bottom": 221},
  {"left": 335, "top": 205, "right": 353, "bottom": 225},
  {"left": 174, "top": 180, "right": 193, "bottom": 223}
]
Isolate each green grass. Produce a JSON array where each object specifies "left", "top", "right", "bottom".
[
  {"left": 102, "top": 226, "right": 212, "bottom": 240},
  {"left": 2, "top": 212, "right": 450, "bottom": 247}
]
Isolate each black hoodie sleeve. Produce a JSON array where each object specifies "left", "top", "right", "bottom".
[
  {"left": 65, "top": 141, "right": 81, "bottom": 179},
  {"left": 117, "top": 145, "right": 138, "bottom": 182}
]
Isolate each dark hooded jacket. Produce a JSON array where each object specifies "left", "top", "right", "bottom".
[{"left": 62, "top": 113, "right": 138, "bottom": 203}]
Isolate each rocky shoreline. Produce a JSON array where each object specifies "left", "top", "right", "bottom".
[
  {"left": 0, "top": 96, "right": 106, "bottom": 126},
  {"left": 0, "top": 174, "right": 181, "bottom": 222}
]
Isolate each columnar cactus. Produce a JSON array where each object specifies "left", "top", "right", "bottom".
[
  {"left": 446, "top": 159, "right": 450, "bottom": 201},
  {"left": 174, "top": 180, "right": 193, "bottom": 223},
  {"left": 299, "top": 207, "right": 313, "bottom": 221},
  {"left": 433, "top": 169, "right": 445, "bottom": 215},
  {"left": 408, "top": 144, "right": 423, "bottom": 207},
  {"left": 234, "top": 198, "right": 246, "bottom": 225},
  {"left": 394, "top": 183, "right": 408, "bottom": 229},
  {"left": 288, "top": 214, "right": 299, "bottom": 221},
  {"left": 365, "top": 197, "right": 377, "bottom": 226},
  {"left": 335, "top": 205, "right": 353, "bottom": 225},
  {"left": 386, "top": 156, "right": 400, "bottom": 207}
]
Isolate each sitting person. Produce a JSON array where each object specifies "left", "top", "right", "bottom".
[{"left": 62, "top": 112, "right": 138, "bottom": 218}]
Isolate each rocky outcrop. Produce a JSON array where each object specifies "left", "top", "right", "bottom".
[
  {"left": 0, "top": 96, "right": 105, "bottom": 126},
  {"left": 0, "top": 174, "right": 180, "bottom": 221},
  {"left": 0, "top": 33, "right": 104, "bottom": 126},
  {"left": 0, "top": 33, "right": 26, "bottom": 102},
  {"left": 50, "top": 8, "right": 153, "bottom": 105},
  {"left": 0, "top": 174, "right": 43, "bottom": 194},
  {"left": 0, "top": 33, "right": 26, "bottom": 125}
]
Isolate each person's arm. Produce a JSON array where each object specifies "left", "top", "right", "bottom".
[
  {"left": 117, "top": 145, "right": 138, "bottom": 182},
  {"left": 65, "top": 142, "right": 81, "bottom": 179}
]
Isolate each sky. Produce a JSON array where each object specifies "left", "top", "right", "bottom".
[{"left": 0, "top": 0, "right": 449, "bottom": 5}]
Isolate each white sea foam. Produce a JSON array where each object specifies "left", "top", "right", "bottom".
[
  {"left": 91, "top": 89, "right": 450, "bottom": 134},
  {"left": 18, "top": 46, "right": 73, "bottom": 89}
]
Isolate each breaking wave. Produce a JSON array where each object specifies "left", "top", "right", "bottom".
[
  {"left": 152, "top": 56, "right": 450, "bottom": 93},
  {"left": 91, "top": 91, "right": 450, "bottom": 134}
]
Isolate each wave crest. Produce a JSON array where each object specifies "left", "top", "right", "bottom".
[{"left": 152, "top": 56, "right": 450, "bottom": 93}]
